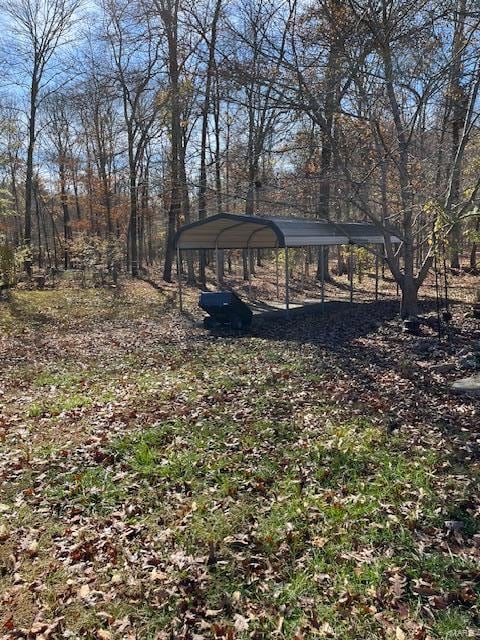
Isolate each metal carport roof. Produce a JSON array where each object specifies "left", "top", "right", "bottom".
[{"left": 175, "top": 213, "right": 400, "bottom": 249}]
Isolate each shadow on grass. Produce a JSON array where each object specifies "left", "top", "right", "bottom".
[
  {"left": 6, "top": 295, "right": 53, "bottom": 328},
  {"left": 251, "top": 299, "right": 404, "bottom": 344},
  {"left": 247, "top": 298, "right": 477, "bottom": 490}
]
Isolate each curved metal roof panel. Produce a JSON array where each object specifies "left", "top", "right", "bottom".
[{"left": 175, "top": 214, "right": 400, "bottom": 249}]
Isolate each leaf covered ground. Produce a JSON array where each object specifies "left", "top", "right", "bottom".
[{"left": 0, "top": 279, "right": 479, "bottom": 639}]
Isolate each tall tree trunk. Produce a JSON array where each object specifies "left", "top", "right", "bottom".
[
  {"left": 382, "top": 44, "right": 418, "bottom": 317},
  {"left": 470, "top": 242, "right": 478, "bottom": 271},
  {"left": 72, "top": 165, "right": 82, "bottom": 221},
  {"left": 448, "top": 0, "right": 467, "bottom": 270},
  {"left": 315, "top": 44, "right": 338, "bottom": 282},
  {"left": 164, "top": 181, "right": 180, "bottom": 282},
  {"left": 198, "top": 0, "right": 222, "bottom": 285},
  {"left": 9, "top": 154, "right": 22, "bottom": 247},
  {"left": 24, "top": 75, "right": 38, "bottom": 276},
  {"left": 49, "top": 200, "right": 59, "bottom": 271},
  {"left": 225, "top": 105, "right": 231, "bottom": 214},
  {"left": 179, "top": 140, "right": 195, "bottom": 284},
  {"left": 139, "top": 158, "right": 150, "bottom": 270},
  {"left": 214, "top": 73, "right": 222, "bottom": 215},
  {"left": 244, "top": 156, "right": 258, "bottom": 280},
  {"left": 400, "top": 277, "right": 420, "bottom": 319},
  {"left": 128, "top": 170, "right": 138, "bottom": 277},
  {"left": 40, "top": 198, "right": 52, "bottom": 268},
  {"left": 34, "top": 186, "right": 42, "bottom": 269},
  {"left": 161, "top": 0, "right": 183, "bottom": 283},
  {"left": 470, "top": 218, "right": 479, "bottom": 270},
  {"left": 214, "top": 71, "right": 224, "bottom": 280},
  {"left": 59, "top": 159, "right": 71, "bottom": 270}
]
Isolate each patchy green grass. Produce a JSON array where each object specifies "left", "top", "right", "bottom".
[
  {"left": 0, "top": 280, "right": 170, "bottom": 334},
  {"left": 0, "top": 284, "right": 478, "bottom": 638},
  {"left": 47, "top": 466, "right": 128, "bottom": 515},
  {"left": 27, "top": 393, "right": 93, "bottom": 417}
]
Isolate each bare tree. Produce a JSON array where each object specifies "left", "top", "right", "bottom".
[
  {"left": 0, "top": 103, "right": 25, "bottom": 246},
  {"left": 103, "top": 0, "right": 163, "bottom": 277},
  {"left": 44, "top": 94, "right": 73, "bottom": 269},
  {"left": 285, "top": 0, "right": 479, "bottom": 315},
  {"left": 1, "top": 0, "right": 81, "bottom": 273},
  {"left": 443, "top": 0, "right": 480, "bottom": 268},
  {"left": 153, "top": 0, "right": 185, "bottom": 282},
  {"left": 191, "top": 0, "right": 222, "bottom": 284}
]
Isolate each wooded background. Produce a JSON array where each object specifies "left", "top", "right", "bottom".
[{"left": 0, "top": 0, "right": 479, "bottom": 313}]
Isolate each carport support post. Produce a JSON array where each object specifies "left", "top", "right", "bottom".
[
  {"left": 176, "top": 246, "right": 183, "bottom": 312},
  {"left": 285, "top": 246, "right": 290, "bottom": 316},
  {"left": 301, "top": 248, "right": 306, "bottom": 296},
  {"left": 275, "top": 246, "right": 280, "bottom": 299},
  {"left": 215, "top": 243, "right": 220, "bottom": 288},
  {"left": 375, "top": 250, "right": 379, "bottom": 301},
  {"left": 349, "top": 246, "right": 354, "bottom": 303},
  {"left": 247, "top": 246, "right": 251, "bottom": 296},
  {"left": 320, "top": 245, "right": 325, "bottom": 304}
]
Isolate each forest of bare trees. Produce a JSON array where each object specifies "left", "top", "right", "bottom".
[{"left": 0, "top": 0, "right": 479, "bottom": 315}]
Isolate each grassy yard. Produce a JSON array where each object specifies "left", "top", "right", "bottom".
[{"left": 0, "top": 281, "right": 479, "bottom": 639}]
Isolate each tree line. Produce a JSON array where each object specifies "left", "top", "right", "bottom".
[{"left": 0, "top": 0, "right": 479, "bottom": 314}]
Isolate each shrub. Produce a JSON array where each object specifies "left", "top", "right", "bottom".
[
  {"left": 68, "top": 234, "right": 123, "bottom": 287},
  {"left": 0, "top": 242, "right": 16, "bottom": 296}
]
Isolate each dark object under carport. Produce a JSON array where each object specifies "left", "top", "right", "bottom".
[{"left": 199, "top": 291, "right": 253, "bottom": 330}]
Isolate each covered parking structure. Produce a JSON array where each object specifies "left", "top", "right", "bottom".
[{"left": 174, "top": 213, "right": 401, "bottom": 313}]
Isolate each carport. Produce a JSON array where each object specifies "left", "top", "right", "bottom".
[{"left": 174, "top": 213, "right": 401, "bottom": 313}]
